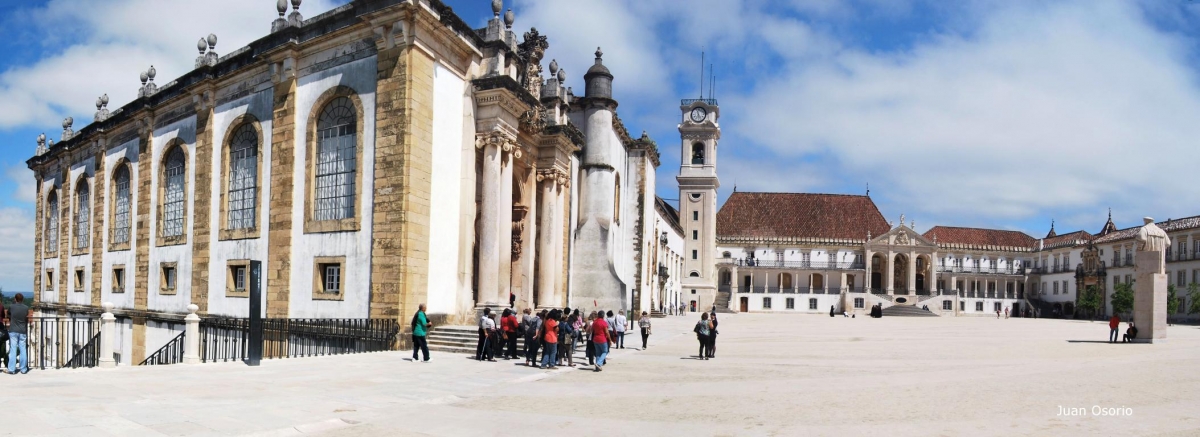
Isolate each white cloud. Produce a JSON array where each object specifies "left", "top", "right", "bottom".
[
  {"left": 6, "top": 165, "right": 36, "bottom": 204},
  {"left": 0, "top": 207, "right": 34, "bottom": 291},
  {"left": 727, "top": 0, "right": 1200, "bottom": 230},
  {"left": 0, "top": 0, "right": 345, "bottom": 131}
]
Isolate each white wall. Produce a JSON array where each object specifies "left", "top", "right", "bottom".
[
  {"left": 427, "top": 62, "right": 465, "bottom": 315},
  {"left": 101, "top": 139, "right": 139, "bottom": 310},
  {"left": 289, "top": 56, "right": 378, "bottom": 318},
  {"left": 206, "top": 89, "right": 274, "bottom": 317},
  {"left": 40, "top": 172, "right": 61, "bottom": 304},
  {"left": 148, "top": 116, "right": 198, "bottom": 314}
]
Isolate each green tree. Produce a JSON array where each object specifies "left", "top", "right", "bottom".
[
  {"left": 1078, "top": 285, "right": 1104, "bottom": 319},
  {"left": 1167, "top": 284, "right": 1180, "bottom": 316},
  {"left": 1188, "top": 283, "right": 1200, "bottom": 315},
  {"left": 1111, "top": 282, "right": 1135, "bottom": 316}
]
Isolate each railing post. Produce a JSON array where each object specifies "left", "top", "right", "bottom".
[
  {"left": 184, "top": 304, "right": 201, "bottom": 364},
  {"left": 99, "top": 302, "right": 117, "bottom": 369}
]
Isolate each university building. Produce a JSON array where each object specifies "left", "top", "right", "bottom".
[{"left": 25, "top": 0, "right": 685, "bottom": 364}]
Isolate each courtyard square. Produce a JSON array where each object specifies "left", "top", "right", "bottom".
[{"left": 6, "top": 313, "right": 1200, "bottom": 437}]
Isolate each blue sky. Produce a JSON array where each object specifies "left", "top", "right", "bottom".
[{"left": 1, "top": 0, "right": 1200, "bottom": 290}]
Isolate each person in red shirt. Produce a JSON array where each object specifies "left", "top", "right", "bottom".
[
  {"left": 501, "top": 309, "right": 519, "bottom": 360},
  {"left": 1108, "top": 314, "right": 1121, "bottom": 343},
  {"left": 539, "top": 310, "right": 560, "bottom": 369},
  {"left": 591, "top": 313, "right": 612, "bottom": 372}
]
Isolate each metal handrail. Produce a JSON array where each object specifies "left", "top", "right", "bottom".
[{"left": 141, "top": 331, "right": 185, "bottom": 366}]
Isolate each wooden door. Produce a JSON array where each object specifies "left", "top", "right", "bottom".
[{"left": 739, "top": 297, "right": 748, "bottom": 313}]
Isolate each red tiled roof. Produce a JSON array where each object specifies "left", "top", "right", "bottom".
[
  {"left": 1042, "top": 230, "right": 1093, "bottom": 249},
  {"left": 1094, "top": 215, "right": 1200, "bottom": 244},
  {"left": 716, "top": 192, "right": 889, "bottom": 241},
  {"left": 922, "top": 226, "right": 1037, "bottom": 249}
]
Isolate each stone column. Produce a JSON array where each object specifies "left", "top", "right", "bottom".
[
  {"left": 885, "top": 251, "right": 894, "bottom": 295},
  {"left": 183, "top": 304, "right": 200, "bottom": 364},
  {"left": 98, "top": 302, "right": 116, "bottom": 369},
  {"left": 477, "top": 142, "right": 501, "bottom": 307},
  {"left": 499, "top": 152, "right": 514, "bottom": 307},
  {"left": 537, "top": 176, "right": 555, "bottom": 308},
  {"left": 864, "top": 249, "right": 873, "bottom": 292},
  {"left": 553, "top": 180, "right": 566, "bottom": 307},
  {"left": 907, "top": 252, "right": 917, "bottom": 294}
]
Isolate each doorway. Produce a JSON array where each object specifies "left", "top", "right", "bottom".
[{"left": 739, "top": 297, "right": 748, "bottom": 312}]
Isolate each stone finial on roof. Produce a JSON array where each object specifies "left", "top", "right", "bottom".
[
  {"left": 94, "top": 94, "right": 111, "bottom": 123},
  {"left": 504, "top": 8, "right": 515, "bottom": 29},
  {"left": 1046, "top": 220, "right": 1057, "bottom": 238},
  {"left": 272, "top": 0, "right": 289, "bottom": 32},
  {"left": 557, "top": 68, "right": 566, "bottom": 83},
  {"left": 195, "top": 37, "right": 208, "bottom": 68},
  {"left": 36, "top": 133, "right": 46, "bottom": 155},
  {"left": 204, "top": 34, "right": 219, "bottom": 66},
  {"left": 548, "top": 59, "right": 558, "bottom": 75},
  {"left": 140, "top": 66, "right": 158, "bottom": 97},
  {"left": 492, "top": 0, "right": 502, "bottom": 17},
  {"left": 62, "top": 117, "right": 74, "bottom": 140},
  {"left": 288, "top": 0, "right": 303, "bottom": 27}
]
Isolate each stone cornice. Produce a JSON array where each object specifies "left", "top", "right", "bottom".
[
  {"left": 718, "top": 236, "right": 868, "bottom": 246},
  {"left": 472, "top": 75, "right": 540, "bottom": 108}
]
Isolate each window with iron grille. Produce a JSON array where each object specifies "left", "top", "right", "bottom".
[
  {"left": 46, "top": 190, "right": 59, "bottom": 250},
  {"left": 762, "top": 297, "right": 771, "bottom": 309},
  {"left": 854, "top": 298, "right": 864, "bottom": 308},
  {"left": 1062, "top": 280, "right": 1069, "bottom": 295},
  {"left": 808, "top": 298, "right": 817, "bottom": 310},
  {"left": 975, "top": 301, "right": 983, "bottom": 311},
  {"left": 785, "top": 298, "right": 794, "bottom": 309},
  {"left": 112, "top": 165, "right": 131, "bottom": 244},
  {"left": 162, "top": 146, "right": 187, "bottom": 237},
  {"left": 1178, "top": 271, "right": 1185, "bottom": 288},
  {"left": 321, "top": 264, "right": 342, "bottom": 294},
  {"left": 943, "top": 300, "right": 952, "bottom": 310},
  {"left": 314, "top": 97, "right": 357, "bottom": 221},
  {"left": 75, "top": 179, "right": 90, "bottom": 249},
  {"left": 228, "top": 124, "right": 258, "bottom": 230}
]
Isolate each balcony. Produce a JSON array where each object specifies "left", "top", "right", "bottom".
[
  {"left": 1168, "top": 252, "right": 1192, "bottom": 263},
  {"left": 936, "top": 266, "right": 1027, "bottom": 275},
  {"left": 726, "top": 258, "right": 866, "bottom": 270}
]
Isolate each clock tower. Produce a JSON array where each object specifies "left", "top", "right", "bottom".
[{"left": 678, "top": 98, "right": 720, "bottom": 312}]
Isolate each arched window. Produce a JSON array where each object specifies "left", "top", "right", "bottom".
[
  {"left": 689, "top": 271, "right": 700, "bottom": 278},
  {"left": 227, "top": 123, "right": 258, "bottom": 229},
  {"left": 162, "top": 146, "right": 187, "bottom": 238},
  {"left": 691, "top": 142, "right": 705, "bottom": 165},
  {"left": 314, "top": 97, "right": 357, "bottom": 221},
  {"left": 46, "top": 189, "right": 59, "bottom": 251},
  {"left": 112, "top": 164, "right": 131, "bottom": 245},
  {"left": 613, "top": 173, "right": 621, "bottom": 223},
  {"left": 75, "top": 179, "right": 90, "bottom": 249}
]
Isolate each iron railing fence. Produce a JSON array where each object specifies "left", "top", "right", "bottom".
[
  {"left": 724, "top": 259, "right": 866, "bottom": 270},
  {"left": 199, "top": 317, "right": 399, "bottom": 363},
  {"left": 24, "top": 317, "right": 101, "bottom": 370},
  {"left": 141, "top": 331, "right": 186, "bottom": 366}
]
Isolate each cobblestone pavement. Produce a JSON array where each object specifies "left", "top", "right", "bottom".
[{"left": 6, "top": 314, "right": 1200, "bottom": 436}]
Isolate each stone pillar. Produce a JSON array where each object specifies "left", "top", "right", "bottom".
[
  {"left": 183, "top": 304, "right": 200, "bottom": 364},
  {"left": 1134, "top": 251, "right": 1167, "bottom": 343},
  {"left": 885, "top": 251, "right": 894, "bottom": 295},
  {"left": 477, "top": 143, "right": 501, "bottom": 307},
  {"left": 864, "top": 249, "right": 873, "bottom": 292},
  {"left": 554, "top": 180, "right": 566, "bottom": 306},
  {"left": 537, "top": 178, "right": 555, "bottom": 308},
  {"left": 907, "top": 252, "right": 917, "bottom": 294},
  {"left": 499, "top": 152, "right": 514, "bottom": 307},
  {"left": 98, "top": 302, "right": 116, "bottom": 369}
]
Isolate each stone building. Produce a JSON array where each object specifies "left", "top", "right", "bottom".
[{"left": 25, "top": 0, "right": 666, "bottom": 365}]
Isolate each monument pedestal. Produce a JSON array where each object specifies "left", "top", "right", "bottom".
[{"left": 1133, "top": 252, "right": 1167, "bottom": 343}]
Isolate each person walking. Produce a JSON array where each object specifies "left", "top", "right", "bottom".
[
  {"left": 694, "top": 312, "right": 712, "bottom": 360},
  {"left": 478, "top": 309, "right": 498, "bottom": 361},
  {"left": 411, "top": 303, "right": 432, "bottom": 363},
  {"left": 638, "top": 311, "right": 651, "bottom": 350},
  {"left": 0, "top": 299, "right": 8, "bottom": 372},
  {"left": 708, "top": 310, "right": 719, "bottom": 358},
  {"left": 501, "top": 309, "right": 519, "bottom": 360},
  {"left": 539, "top": 310, "right": 560, "bottom": 369},
  {"left": 1109, "top": 314, "right": 1121, "bottom": 343},
  {"left": 585, "top": 312, "right": 596, "bottom": 365},
  {"left": 829, "top": 305, "right": 835, "bottom": 317},
  {"left": 6, "top": 293, "right": 30, "bottom": 374},
  {"left": 1004, "top": 307, "right": 1010, "bottom": 319},
  {"left": 614, "top": 310, "right": 628, "bottom": 349},
  {"left": 591, "top": 310, "right": 612, "bottom": 371}
]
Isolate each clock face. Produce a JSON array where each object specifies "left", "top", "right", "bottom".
[{"left": 690, "top": 107, "right": 707, "bottom": 122}]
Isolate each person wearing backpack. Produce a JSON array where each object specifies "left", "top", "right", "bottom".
[
  {"left": 694, "top": 312, "right": 712, "bottom": 360},
  {"left": 523, "top": 309, "right": 543, "bottom": 367},
  {"left": 410, "top": 303, "right": 431, "bottom": 363},
  {"left": 558, "top": 313, "right": 575, "bottom": 367}
]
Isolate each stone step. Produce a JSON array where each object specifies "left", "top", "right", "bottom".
[{"left": 881, "top": 305, "right": 939, "bottom": 317}]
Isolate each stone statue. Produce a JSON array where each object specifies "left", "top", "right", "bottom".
[
  {"left": 1136, "top": 217, "right": 1170, "bottom": 253},
  {"left": 1137, "top": 217, "right": 1166, "bottom": 274}
]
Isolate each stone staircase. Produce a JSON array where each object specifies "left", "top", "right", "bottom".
[
  {"left": 714, "top": 291, "right": 735, "bottom": 313},
  {"left": 650, "top": 310, "right": 667, "bottom": 318},
  {"left": 425, "top": 326, "right": 528, "bottom": 355},
  {"left": 881, "top": 304, "right": 938, "bottom": 317}
]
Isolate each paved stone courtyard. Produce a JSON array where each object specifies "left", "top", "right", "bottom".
[{"left": 7, "top": 314, "right": 1200, "bottom": 436}]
